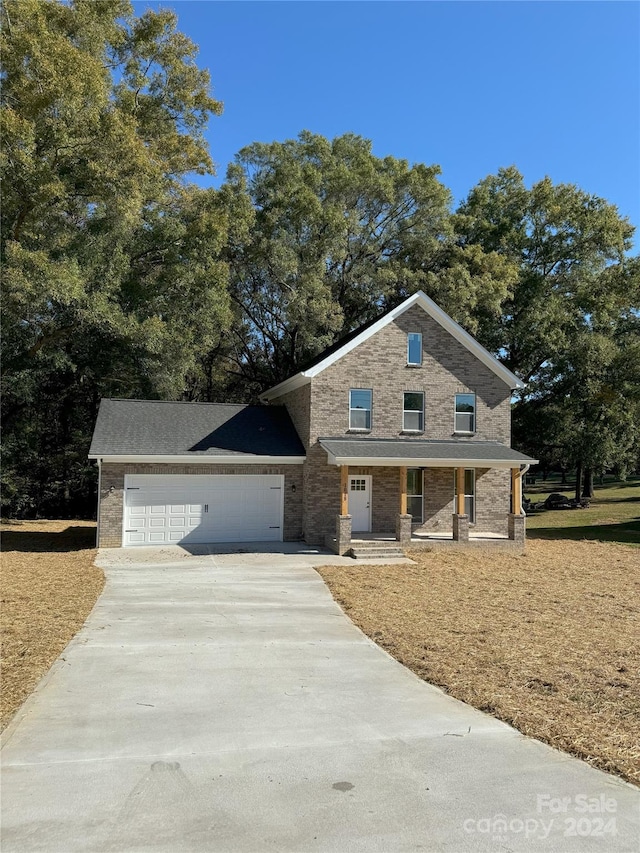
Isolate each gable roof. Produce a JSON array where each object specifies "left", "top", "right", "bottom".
[
  {"left": 88, "top": 399, "right": 305, "bottom": 460},
  {"left": 261, "top": 290, "right": 525, "bottom": 400}
]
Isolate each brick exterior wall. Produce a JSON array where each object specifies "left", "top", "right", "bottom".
[
  {"left": 98, "top": 463, "right": 303, "bottom": 548},
  {"left": 308, "top": 305, "right": 511, "bottom": 444},
  {"left": 415, "top": 467, "right": 510, "bottom": 536},
  {"left": 275, "top": 385, "right": 311, "bottom": 448},
  {"left": 270, "top": 304, "right": 515, "bottom": 543}
]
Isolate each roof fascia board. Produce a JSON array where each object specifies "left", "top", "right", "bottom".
[
  {"left": 89, "top": 454, "right": 306, "bottom": 464},
  {"left": 417, "top": 293, "right": 525, "bottom": 389},
  {"left": 261, "top": 372, "right": 309, "bottom": 402},
  {"left": 262, "top": 291, "right": 525, "bottom": 397},
  {"left": 325, "top": 452, "right": 538, "bottom": 468}
]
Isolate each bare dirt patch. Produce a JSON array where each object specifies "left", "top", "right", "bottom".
[
  {"left": 1, "top": 520, "right": 104, "bottom": 730},
  {"left": 316, "top": 539, "right": 640, "bottom": 785}
]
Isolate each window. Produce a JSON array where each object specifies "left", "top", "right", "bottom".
[
  {"left": 351, "top": 478, "right": 366, "bottom": 491},
  {"left": 403, "top": 392, "right": 424, "bottom": 431},
  {"left": 455, "top": 393, "right": 476, "bottom": 433},
  {"left": 349, "top": 389, "right": 372, "bottom": 430},
  {"left": 407, "top": 332, "right": 422, "bottom": 365},
  {"left": 453, "top": 469, "right": 475, "bottom": 523},
  {"left": 407, "top": 468, "right": 423, "bottom": 523}
]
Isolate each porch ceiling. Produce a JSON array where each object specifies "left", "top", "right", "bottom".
[{"left": 319, "top": 438, "right": 538, "bottom": 468}]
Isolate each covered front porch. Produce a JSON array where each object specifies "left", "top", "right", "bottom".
[{"left": 319, "top": 438, "right": 538, "bottom": 555}]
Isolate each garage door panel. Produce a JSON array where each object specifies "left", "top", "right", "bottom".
[{"left": 123, "top": 474, "right": 283, "bottom": 547}]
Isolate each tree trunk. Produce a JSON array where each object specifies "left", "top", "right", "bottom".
[
  {"left": 582, "top": 467, "right": 594, "bottom": 498},
  {"left": 574, "top": 461, "right": 583, "bottom": 502}
]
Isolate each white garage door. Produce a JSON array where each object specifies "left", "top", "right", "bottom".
[{"left": 123, "top": 474, "right": 284, "bottom": 546}]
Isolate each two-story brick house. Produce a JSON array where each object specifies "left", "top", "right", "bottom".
[{"left": 90, "top": 291, "right": 537, "bottom": 550}]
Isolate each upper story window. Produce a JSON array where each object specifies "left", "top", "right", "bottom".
[
  {"left": 403, "top": 392, "right": 424, "bottom": 431},
  {"left": 455, "top": 393, "right": 476, "bottom": 433},
  {"left": 349, "top": 389, "right": 372, "bottom": 430},
  {"left": 407, "top": 332, "right": 422, "bottom": 365}
]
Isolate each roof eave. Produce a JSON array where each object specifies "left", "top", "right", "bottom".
[
  {"left": 260, "top": 372, "right": 312, "bottom": 402},
  {"left": 325, "top": 453, "right": 538, "bottom": 468},
  {"left": 88, "top": 454, "right": 307, "bottom": 464}
]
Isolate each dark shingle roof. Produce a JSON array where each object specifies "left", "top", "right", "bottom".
[
  {"left": 319, "top": 438, "right": 537, "bottom": 465},
  {"left": 89, "top": 399, "right": 305, "bottom": 457}
]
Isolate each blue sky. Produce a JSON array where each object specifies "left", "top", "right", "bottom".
[{"left": 133, "top": 1, "right": 639, "bottom": 236}]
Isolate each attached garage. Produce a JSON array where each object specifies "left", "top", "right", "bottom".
[
  {"left": 89, "top": 399, "right": 306, "bottom": 548},
  {"left": 124, "top": 474, "right": 284, "bottom": 546}
]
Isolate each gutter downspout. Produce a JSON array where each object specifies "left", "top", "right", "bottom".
[{"left": 96, "top": 458, "right": 102, "bottom": 548}]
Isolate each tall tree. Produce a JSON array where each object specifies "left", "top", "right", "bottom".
[
  {"left": 1, "top": 0, "right": 228, "bottom": 516},
  {"left": 210, "top": 131, "right": 450, "bottom": 394},
  {"left": 457, "top": 167, "right": 639, "bottom": 479}
]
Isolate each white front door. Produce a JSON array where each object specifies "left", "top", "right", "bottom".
[{"left": 349, "top": 475, "right": 371, "bottom": 532}]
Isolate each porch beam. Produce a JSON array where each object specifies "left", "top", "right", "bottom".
[
  {"left": 340, "top": 465, "right": 349, "bottom": 516},
  {"left": 455, "top": 467, "right": 465, "bottom": 516},
  {"left": 399, "top": 466, "right": 407, "bottom": 515},
  {"left": 512, "top": 467, "right": 522, "bottom": 515}
]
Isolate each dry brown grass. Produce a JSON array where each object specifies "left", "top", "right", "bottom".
[
  {"left": 1, "top": 520, "right": 104, "bottom": 730},
  {"left": 317, "top": 539, "right": 640, "bottom": 785}
]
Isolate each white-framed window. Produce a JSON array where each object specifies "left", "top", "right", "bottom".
[
  {"left": 453, "top": 469, "right": 475, "bottom": 523},
  {"left": 407, "top": 332, "right": 422, "bottom": 365},
  {"left": 349, "top": 389, "right": 372, "bottom": 430},
  {"left": 407, "top": 468, "right": 423, "bottom": 523},
  {"left": 403, "top": 392, "right": 424, "bottom": 431},
  {"left": 455, "top": 393, "right": 476, "bottom": 433}
]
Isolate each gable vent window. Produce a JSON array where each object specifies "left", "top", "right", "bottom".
[
  {"left": 403, "top": 392, "right": 424, "bottom": 432},
  {"left": 349, "top": 389, "right": 372, "bottom": 430},
  {"left": 407, "top": 332, "right": 422, "bottom": 365},
  {"left": 455, "top": 393, "right": 476, "bottom": 434}
]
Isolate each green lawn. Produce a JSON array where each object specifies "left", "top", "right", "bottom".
[{"left": 524, "top": 476, "right": 640, "bottom": 547}]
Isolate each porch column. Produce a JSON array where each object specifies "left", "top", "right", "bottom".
[
  {"left": 335, "top": 465, "right": 352, "bottom": 555},
  {"left": 455, "top": 467, "right": 465, "bottom": 516},
  {"left": 509, "top": 467, "right": 526, "bottom": 543},
  {"left": 511, "top": 467, "right": 522, "bottom": 515},
  {"left": 453, "top": 466, "right": 469, "bottom": 542},
  {"left": 340, "top": 465, "right": 349, "bottom": 516},
  {"left": 396, "top": 465, "right": 412, "bottom": 546},
  {"left": 399, "top": 466, "right": 407, "bottom": 515}
]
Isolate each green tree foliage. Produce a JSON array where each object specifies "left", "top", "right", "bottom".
[
  {"left": 212, "top": 131, "right": 501, "bottom": 394},
  {"left": 202, "top": 132, "right": 520, "bottom": 398},
  {"left": 1, "top": 0, "right": 228, "bottom": 516},
  {"left": 2, "top": 3, "right": 637, "bottom": 517},
  {"left": 457, "top": 168, "right": 640, "bottom": 482}
]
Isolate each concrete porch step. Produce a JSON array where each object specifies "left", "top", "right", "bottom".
[{"left": 348, "top": 545, "right": 406, "bottom": 560}]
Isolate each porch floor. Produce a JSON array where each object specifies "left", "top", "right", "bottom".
[{"left": 351, "top": 531, "right": 509, "bottom": 542}]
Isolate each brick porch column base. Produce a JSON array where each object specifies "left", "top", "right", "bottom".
[
  {"left": 452, "top": 514, "right": 469, "bottom": 542},
  {"left": 508, "top": 513, "right": 526, "bottom": 543},
  {"left": 335, "top": 514, "right": 352, "bottom": 555},
  {"left": 396, "top": 513, "right": 412, "bottom": 546}
]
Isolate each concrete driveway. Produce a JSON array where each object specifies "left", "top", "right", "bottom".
[{"left": 2, "top": 545, "right": 638, "bottom": 852}]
